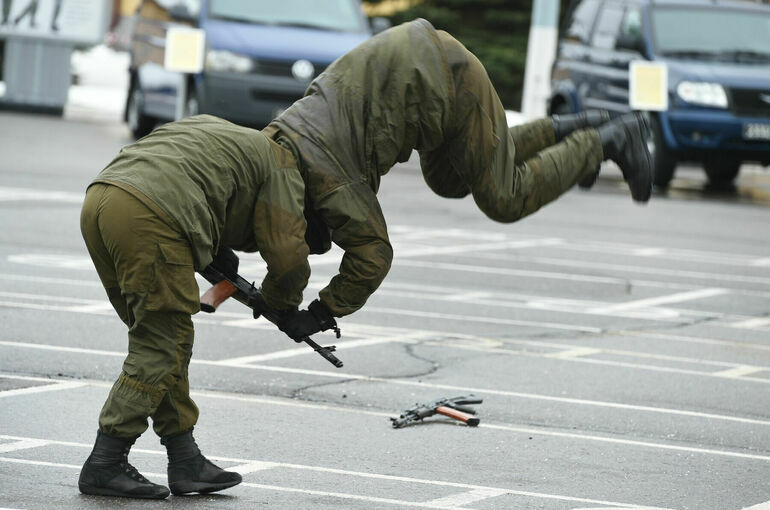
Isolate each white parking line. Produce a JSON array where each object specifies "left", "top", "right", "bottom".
[
  {"left": 473, "top": 255, "right": 770, "bottom": 287},
  {"left": 0, "top": 381, "right": 86, "bottom": 398},
  {"left": 227, "top": 461, "right": 277, "bottom": 474},
  {"left": 730, "top": 317, "right": 770, "bottom": 330},
  {"left": 2, "top": 337, "right": 769, "bottom": 426},
  {"left": 742, "top": 501, "right": 770, "bottom": 510},
  {"left": 0, "top": 187, "right": 83, "bottom": 203},
  {"left": 423, "top": 488, "right": 509, "bottom": 508},
  {"left": 713, "top": 366, "right": 765, "bottom": 378},
  {"left": 215, "top": 333, "right": 429, "bottom": 365},
  {"left": 546, "top": 347, "right": 603, "bottom": 359},
  {"left": 0, "top": 439, "right": 49, "bottom": 453},
  {"left": 2, "top": 376, "right": 769, "bottom": 461},
  {"left": 589, "top": 288, "right": 729, "bottom": 314},
  {"left": 0, "top": 435, "right": 676, "bottom": 509},
  {"left": 362, "top": 306, "right": 603, "bottom": 333}
]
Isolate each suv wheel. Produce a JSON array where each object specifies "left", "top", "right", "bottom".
[
  {"left": 127, "top": 80, "right": 155, "bottom": 139},
  {"left": 704, "top": 158, "right": 740, "bottom": 186},
  {"left": 649, "top": 115, "right": 677, "bottom": 189}
]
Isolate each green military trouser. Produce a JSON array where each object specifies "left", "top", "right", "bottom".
[
  {"left": 421, "top": 31, "right": 604, "bottom": 223},
  {"left": 80, "top": 183, "right": 201, "bottom": 439}
]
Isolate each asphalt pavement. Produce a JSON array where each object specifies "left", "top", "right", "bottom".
[{"left": 0, "top": 103, "right": 769, "bottom": 510}]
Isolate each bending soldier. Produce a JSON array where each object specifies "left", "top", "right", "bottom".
[
  {"left": 262, "top": 18, "right": 653, "bottom": 325},
  {"left": 79, "top": 115, "right": 318, "bottom": 498}
]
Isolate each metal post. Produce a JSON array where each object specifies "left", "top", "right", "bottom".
[
  {"left": 521, "top": 0, "right": 560, "bottom": 119},
  {"left": 1, "top": 37, "right": 73, "bottom": 115}
]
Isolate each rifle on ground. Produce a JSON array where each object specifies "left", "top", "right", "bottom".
[
  {"left": 390, "top": 395, "right": 483, "bottom": 428},
  {"left": 198, "top": 264, "right": 344, "bottom": 368}
]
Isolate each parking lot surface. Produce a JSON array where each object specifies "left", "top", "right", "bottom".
[{"left": 0, "top": 111, "right": 769, "bottom": 510}]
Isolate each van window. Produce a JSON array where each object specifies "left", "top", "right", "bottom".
[
  {"left": 565, "top": 0, "right": 601, "bottom": 44},
  {"left": 652, "top": 6, "right": 770, "bottom": 59},
  {"left": 209, "top": 0, "right": 365, "bottom": 33},
  {"left": 591, "top": 4, "right": 625, "bottom": 50}
]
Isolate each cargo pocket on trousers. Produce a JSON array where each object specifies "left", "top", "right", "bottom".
[{"left": 146, "top": 241, "right": 200, "bottom": 314}]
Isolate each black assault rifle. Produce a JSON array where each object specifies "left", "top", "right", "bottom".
[
  {"left": 199, "top": 264, "right": 344, "bottom": 368},
  {"left": 390, "top": 395, "right": 483, "bottom": 428}
]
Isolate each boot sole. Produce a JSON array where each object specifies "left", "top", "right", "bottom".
[
  {"left": 623, "top": 113, "right": 653, "bottom": 202},
  {"left": 79, "top": 482, "right": 170, "bottom": 499},
  {"left": 169, "top": 478, "right": 242, "bottom": 495}
]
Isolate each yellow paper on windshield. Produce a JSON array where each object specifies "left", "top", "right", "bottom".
[
  {"left": 165, "top": 28, "right": 206, "bottom": 73},
  {"left": 629, "top": 61, "right": 668, "bottom": 111}
]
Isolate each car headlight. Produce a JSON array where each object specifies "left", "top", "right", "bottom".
[
  {"left": 205, "top": 50, "right": 253, "bottom": 73},
  {"left": 676, "top": 81, "right": 728, "bottom": 108}
]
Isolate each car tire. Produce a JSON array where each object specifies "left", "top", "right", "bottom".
[
  {"left": 552, "top": 101, "right": 573, "bottom": 116},
  {"left": 704, "top": 158, "right": 740, "bottom": 186},
  {"left": 126, "top": 80, "right": 155, "bottom": 139},
  {"left": 649, "top": 115, "right": 677, "bottom": 189}
]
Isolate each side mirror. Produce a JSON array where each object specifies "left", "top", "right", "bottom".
[
  {"left": 370, "top": 17, "right": 391, "bottom": 35},
  {"left": 616, "top": 33, "right": 644, "bottom": 54},
  {"left": 168, "top": 4, "right": 196, "bottom": 22}
]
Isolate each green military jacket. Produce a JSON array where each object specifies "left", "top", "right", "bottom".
[
  {"left": 94, "top": 115, "right": 310, "bottom": 310},
  {"left": 264, "top": 18, "right": 453, "bottom": 317}
]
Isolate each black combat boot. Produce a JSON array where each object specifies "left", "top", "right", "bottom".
[
  {"left": 551, "top": 109, "right": 611, "bottom": 142},
  {"left": 79, "top": 431, "right": 170, "bottom": 499},
  {"left": 586, "top": 112, "right": 653, "bottom": 202},
  {"left": 161, "top": 428, "right": 242, "bottom": 495}
]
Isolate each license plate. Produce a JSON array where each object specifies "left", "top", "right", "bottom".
[{"left": 744, "top": 123, "right": 770, "bottom": 140}]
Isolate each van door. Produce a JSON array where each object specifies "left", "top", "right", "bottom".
[
  {"left": 583, "top": 1, "right": 629, "bottom": 113},
  {"left": 552, "top": 0, "right": 602, "bottom": 112}
]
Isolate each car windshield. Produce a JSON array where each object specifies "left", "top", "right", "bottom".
[
  {"left": 652, "top": 6, "right": 770, "bottom": 62},
  {"left": 209, "top": 0, "right": 365, "bottom": 32}
]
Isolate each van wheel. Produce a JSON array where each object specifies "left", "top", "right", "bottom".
[
  {"left": 127, "top": 81, "right": 155, "bottom": 139},
  {"left": 704, "top": 158, "right": 740, "bottom": 186},
  {"left": 649, "top": 115, "right": 677, "bottom": 189},
  {"left": 552, "top": 102, "right": 573, "bottom": 115}
]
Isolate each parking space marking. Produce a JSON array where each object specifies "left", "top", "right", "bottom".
[
  {"left": 423, "top": 488, "right": 509, "bottom": 508},
  {"left": 0, "top": 439, "right": 49, "bottom": 454},
  {"left": 3, "top": 336, "right": 770, "bottom": 426},
  {"left": 479, "top": 423, "right": 770, "bottom": 461},
  {"left": 362, "top": 306, "right": 603, "bottom": 333},
  {"left": 393, "top": 237, "right": 564, "bottom": 258},
  {"left": 216, "top": 333, "right": 429, "bottom": 365},
  {"left": 0, "top": 435, "right": 675, "bottom": 509},
  {"left": 433, "top": 340, "right": 770, "bottom": 384},
  {"left": 546, "top": 347, "right": 603, "bottom": 359},
  {"left": 618, "top": 331, "right": 770, "bottom": 353},
  {"left": 588, "top": 288, "right": 729, "bottom": 314},
  {"left": 730, "top": 317, "right": 770, "bottom": 330},
  {"left": 4, "top": 267, "right": 767, "bottom": 326},
  {"left": 713, "top": 366, "right": 766, "bottom": 378},
  {"left": 227, "top": 461, "right": 277, "bottom": 474},
  {"left": 742, "top": 501, "right": 770, "bottom": 510},
  {"left": 0, "top": 457, "right": 82, "bottom": 470},
  {"left": 0, "top": 187, "right": 83, "bottom": 203},
  {"left": 3, "top": 377, "right": 769, "bottom": 462},
  {"left": 0, "top": 381, "right": 86, "bottom": 398}
]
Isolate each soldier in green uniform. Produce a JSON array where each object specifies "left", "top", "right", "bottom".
[
  {"left": 263, "top": 18, "right": 652, "bottom": 323},
  {"left": 78, "top": 115, "right": 329, "bottom": 498}
]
